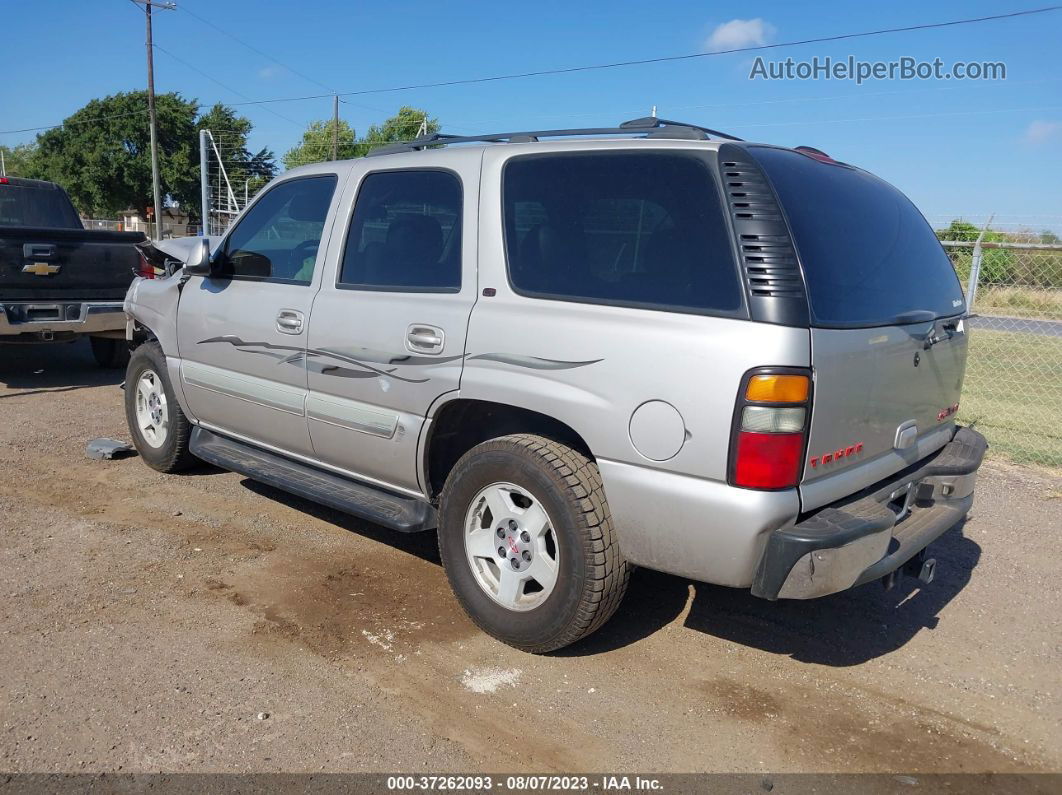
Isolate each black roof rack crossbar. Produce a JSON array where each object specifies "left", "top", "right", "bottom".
[{"left": 367, "top": 116, "right": 743, "bottom": 156}]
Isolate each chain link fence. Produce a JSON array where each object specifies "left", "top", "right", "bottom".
[{"left": 937, "top": 232, "right": 1062, "bottom": 469}]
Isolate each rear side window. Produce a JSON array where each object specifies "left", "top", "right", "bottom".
[
  {"left": 749, "top": 147, "right": 965, "bottom": 326},
  {"left": 0, "top": 185, "right": 81, "bottom": 228},
  {"left": 339, "top": 170, "right": 462, "bottom": 292},
  {"left": 503, "top": 152, "right": 742, "bottom": 314}
]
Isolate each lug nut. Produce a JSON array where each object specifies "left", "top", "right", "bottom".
[
  {"left": 520, "top": 531, "right": 531, "bottom": 544},
  {"left": 510, "top": 558, "right": 521, "bottom": 570},
  {"left": 498, "top": 546, "right": 507, "bottom": 558},
  {"left": 521, "top": 550, "right": 531, "bottom": 562},
  {"left": 496, "top": 527, "right": 505, "bottom": 538},
  {"left": 508, "top": 520, "right": 518, "bottom": 531}
]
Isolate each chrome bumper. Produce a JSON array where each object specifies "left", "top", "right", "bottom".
[{"left": 0, "top": 302, "right": 126, "bottom": 339}]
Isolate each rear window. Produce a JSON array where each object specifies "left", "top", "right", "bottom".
[
  {"left": 0, "top": 185, "right": 81, "bottom": 228},
  {"left": 503, "top": 152, "right": 742, "bottom": 315},
  {"left": 750, "top": 147, "right": 965, "bottom": 327}
]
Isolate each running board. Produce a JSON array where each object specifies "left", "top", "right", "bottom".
[{"left": 189, "top": 427, "right": 436, "bottom": 532}]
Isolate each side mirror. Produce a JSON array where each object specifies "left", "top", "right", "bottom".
[{"left": 183, "top": 238, "right": 213, "bottom": 276}]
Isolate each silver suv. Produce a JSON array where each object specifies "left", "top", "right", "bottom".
[{"left": 123, "top": 117, "right": 986, "bottom": 652}]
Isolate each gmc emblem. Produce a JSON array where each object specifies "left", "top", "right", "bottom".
[{"left": 810, "top": 442, "right": 863, "bottom": 468}]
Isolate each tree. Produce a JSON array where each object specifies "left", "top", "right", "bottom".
[
  {"left": 353, "top": 106, "right": 439, "bottom": 156},
  {"left": 282, "top": 106, "right": 440, "bottom": 168},
  {"left": 25, "top": 92, "right": 268, "bottom": 221},
  {"left": 0, "top": 143, "right": 39, "bottom": 177},
  {"left": 31, "top": 91, "right": 200, "bottom": 218},
  {"left": 936, "top": 219, "right": 1014, "bottom": 285},
  {"left": 283, "top": 119, "right": 357, "bottom": 169},
  {"left": 198, "top": 103, "right": 277, "bottom": 198}
]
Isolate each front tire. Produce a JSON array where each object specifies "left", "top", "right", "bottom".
[
  {"left": 438, "top": 434, "right": 629, "bottom": 653},
  {"left": 124, "top": 342, "right": 196, "bottom": 473}
]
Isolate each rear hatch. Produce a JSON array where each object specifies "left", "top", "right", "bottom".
[{"left": 747, "top": 146, "right": 968, "bottom": 510}]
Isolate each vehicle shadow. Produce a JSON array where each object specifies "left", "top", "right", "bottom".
[
  {"left": 238, "top": 473, "right": 981, "bottom": 665},
  {"left": 0, "top": 339, "right": 123, "bottom": 394},
  {"left": 563, "top": 522, "right": 981, "bottom": 665},
  {"left": 239, "top": 478, "right": 442, "bottom": 565}
]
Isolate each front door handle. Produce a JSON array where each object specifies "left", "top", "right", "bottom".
[
  {"left": 276, "top": 309, "right": 304, "bottom": 335},
  {"left": 406, "top": 324, "right": 445, "bottom": 354}
]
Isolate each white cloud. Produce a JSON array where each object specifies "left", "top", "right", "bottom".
[
  {"left": 705, "top": 18, "right": 776, "bottom": 52},
  {"left": 1023, "top": 120, "right": 1062, "bottom": 145},
  {"left": 258, "top": 65, "right": 284, "bottom": 80}
]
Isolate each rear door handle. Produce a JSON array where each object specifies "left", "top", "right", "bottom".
[
  {"left": 276, "top": 309, "right": 304, "bottom": 335},
  {"left": 406, "top": 324, "right": 445, "bottom": 354}
]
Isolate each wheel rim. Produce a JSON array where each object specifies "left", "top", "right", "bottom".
[
  {"left": 463, "top": 481, "right": 560, "bottom": 612},
  {"left": 134, "top": 369, "right": 169, "bottom": 448}
]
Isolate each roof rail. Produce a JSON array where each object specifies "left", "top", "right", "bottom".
[{"left": 366, "top": 116, "right": 743, "bottom": 157}]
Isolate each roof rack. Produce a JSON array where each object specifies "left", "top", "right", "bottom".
[{"left": 366, "top": 116, "right": 743, "bottom": 156}]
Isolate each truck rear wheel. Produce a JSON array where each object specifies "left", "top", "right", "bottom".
[
  {"left": 90, "top": 337, "right": 130, "bottom": 369},
  {"left": 124, "top": 342, "right": 196, "bottom": 473},
  {"left": 437, "top": 434, "right": 629, "bottom": 653}
]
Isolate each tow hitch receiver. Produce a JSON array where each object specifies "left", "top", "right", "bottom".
[{"left": 884, "top": 550, "right": 937, "bottom": 590}]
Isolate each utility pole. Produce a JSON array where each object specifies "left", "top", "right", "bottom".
[
  {"left": 133, "top": 1, "right": 175, "bottom": 240},
  {"left": 332, "top": 94, "right": 339, "bottom": 160},
  {"left": 0, "top": 149, "right": 6, "bottom": 178}
]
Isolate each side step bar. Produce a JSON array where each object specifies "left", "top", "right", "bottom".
[{"left": 189, "top": 427, "right": 436, "bottom": 532}]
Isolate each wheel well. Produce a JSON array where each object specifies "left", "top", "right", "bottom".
[
  {"left": 425, "top": 399, "right": 593, "bottom": 499},
  {"left": 129, "top": 321, "right": 158, "bottom": 348}
]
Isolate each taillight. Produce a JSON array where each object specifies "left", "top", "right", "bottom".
[
  {"left": 136, "top": 252, "right": 155, "bottom": 279},
  {"left": 729, "top": 369, "right": 812, "bottom": 490}
]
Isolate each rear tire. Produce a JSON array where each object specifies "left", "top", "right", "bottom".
[
  {"left": 438, "top": 434, "right": 629, "bottom": 653},
  {"left": 124, "top": 342, "right": 197, "bottom": 473},
  {"left": 90, "top": 337, "right": 130, "bottom": 369}
]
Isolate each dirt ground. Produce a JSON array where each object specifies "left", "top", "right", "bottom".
[{"left": 1, "top": 340, "right": 1060, "bottom": 774}]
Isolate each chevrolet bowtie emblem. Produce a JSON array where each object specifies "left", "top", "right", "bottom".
[{"left": 22, "top": 262, "right": 61, "bottom": 276}]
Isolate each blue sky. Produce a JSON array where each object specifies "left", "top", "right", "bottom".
[{"left": 2, "top": 0, "right": 1060, "bottom": 230}]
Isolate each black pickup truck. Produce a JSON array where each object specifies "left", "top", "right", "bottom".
[{"left": 0, "top": 176, "right": 147, "bottom": 366}]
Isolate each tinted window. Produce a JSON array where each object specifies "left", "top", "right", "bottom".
[
  {"left": 503, "top": 152, "right": 741, "bottom": 314},
  {"left": 339, "top": 170, "right": 462, "bottom": 291},
  {"left": 0, "top": 185, "right": 81, "bottom": 228},
  {"left": 221, "top": 175, "right": 337, "bottom": 283},
  {"left": 750, "top": 147, "right": 965, "bottom": 326}
]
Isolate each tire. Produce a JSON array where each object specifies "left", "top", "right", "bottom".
[
  {"left": 124, "top": 341, "right": 197, "bottom": 473},
  {"left": 90, "top": 337, "right": 130, "bottom": 369},
  {"left": 438, "top": 434, "right": 629, "bottom": 653}
]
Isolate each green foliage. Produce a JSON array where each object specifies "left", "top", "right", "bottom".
[
  {"left": 31, "top": 91, "right": 200, "bottom": 218},
  {"left": 0, "top": 143, "right": 39, "bottom": 177},
  {"left": 23, "top": 92, "right": 269, "bottom": 221},
  {"left": 936, "top": 219, "right": 1015, "bottom": 285},
  {"left": 282, "top": 119, "right": 358, "bottom": 169},
  {"left": 353, "top": 106, "right": 439, "bottom": 156},
  {"left": 282, "top": 106, "right": 440, "bottom": 168}
]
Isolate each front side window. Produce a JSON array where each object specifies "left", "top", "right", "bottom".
[
  {"left": 220, "top": 174, "right": 338, "bottom": 283},
  {"left": 339, "top": 170, "right": 462, "bottom": 291},
  {"left": 503, "top": 152, "right": 742, "bottom": 314}
]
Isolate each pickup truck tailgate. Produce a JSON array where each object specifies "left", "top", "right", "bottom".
[{"left": 0, "top": 227, "right": 145, "bottom": 301}]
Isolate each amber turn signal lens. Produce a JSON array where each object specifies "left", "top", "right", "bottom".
[{"left": 745, "top": 374, "right": 809, "bottom": 403}]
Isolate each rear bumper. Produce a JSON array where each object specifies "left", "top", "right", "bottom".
[
  {"left": 752, "top": 426, "right": 987, "bottom": 600},
  {"left": 0, "top": 301, "right": 126, "bottom": 341}
]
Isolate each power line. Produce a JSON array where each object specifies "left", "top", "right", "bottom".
[
  {"left": 4, "top": 5, "right": 1058, "bottom": 135},
  {"left": 228, "top": 5, "right": 1062, "bottom": 106},
  {"left": 176, "top": 1, "right": 337, "bottom": 95},
  {"left": 151, "top": 42, "right": 305, "bottom": 129}
]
